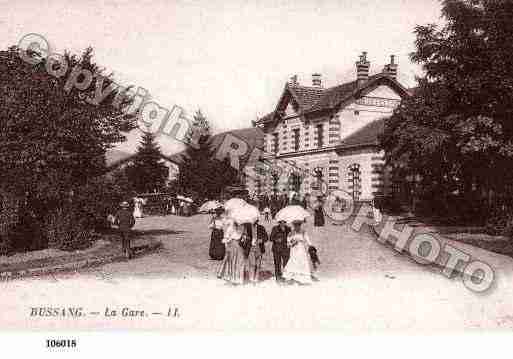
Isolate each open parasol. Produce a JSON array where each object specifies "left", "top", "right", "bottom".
[
  {"left": 229, "top": 203, "right": 260, "bottom": 224},
  {"left": 199, "top": 200, "right": 222, "bottom": 213},
  {"left": 275, "top": 205, "right": 310, "bottom": 223},
  {"left": 224, "top": 198, "right": 247, "bottom": 213}
]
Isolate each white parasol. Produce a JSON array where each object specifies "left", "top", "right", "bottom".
[
  {"left": 229, "top": 203, "right": 260, "bottom": 224},
  {"left": 199, "top": 200, "right": 222, "bottom": 213},
  {"left": 275, "top": 205, "right": 310, "bottom": 223},
  {"left": 224, "top": 198, "right": 247, "bottom": 213},
  {"left": 242, "top": 204, "right": 260, "bottom": 220}
]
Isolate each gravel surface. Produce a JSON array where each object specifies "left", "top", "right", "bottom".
[{"left": 2, "top": 214, "right": 513, "bottom": 331}]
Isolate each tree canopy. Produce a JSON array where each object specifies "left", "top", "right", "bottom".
[
  {"left": 380, "top": 0, "right": 513, "bottom": 215},
  {"left": 125, "top": 131, "right": 169, "bottom": 193},
  {"left": 0, "top": 46, "right": 135, "bottom": 199},
  {"left": 0, "top": 45, "right": 135, "bottom": 250},
  {"left": 176, "top": 110, "right": 240, "bottom": 199}
]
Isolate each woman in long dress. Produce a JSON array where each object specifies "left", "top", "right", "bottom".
[
  {"left": 133, "top": 197, "right": 144, "bottom": 218},
  {"left": 208, "top": 207, "right": 226, "bottom": 260},
  {"left": 216, "top": 220, "right": 246, "bottom": 285},
  {"left": 283, "top": 220, "right": 314, "bottom": 285}
]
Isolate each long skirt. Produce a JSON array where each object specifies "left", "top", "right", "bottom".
[
  {"left": 314, "top": 208, "right": 325, "bottom": 227},
  {"left": 216, "top": 240, "right": 245, "bottom": 285},
  {"left": 283, "top": 242, "right": 313, "bottom": 284},
  {"left": 247, "top": 245, "right": 262, "bottom": 282},
  {"left": 209, "top": 228, "right": 225, "bottom": 260}
]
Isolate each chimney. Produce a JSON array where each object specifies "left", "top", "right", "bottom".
[
  {"left": 312, "top": 73, "right": 322, "bottom": 87},
  {"left": 355, "top": 51, "right": 370, "bottom": 86},
  {"left": 289, "top": 74, "right": 299, "bottom": 86},
  {"left": 383, "top": 55, "right": 398, "bottom": 80}
]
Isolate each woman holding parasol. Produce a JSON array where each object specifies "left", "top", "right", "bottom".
[
  {"left": 216, "top": 199, "right": 258, "bottom": 285},
  {"left": 275, "top": 205, "right": 315, "bottom": 285}
]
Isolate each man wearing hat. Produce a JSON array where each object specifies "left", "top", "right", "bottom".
[
  {"left": 270, "top": 219, "right": 291, "bottom": 282},
  {"left": 115, "top": 201, "right": 136, "bottom": 259}
]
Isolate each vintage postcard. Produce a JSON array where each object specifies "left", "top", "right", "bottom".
[{"left": 1, "top": 0, "right": 513, "bottom": 349}]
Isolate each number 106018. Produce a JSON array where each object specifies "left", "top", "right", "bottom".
[{"left": 46, "top": 339, "right": 77, "bottom": 348}]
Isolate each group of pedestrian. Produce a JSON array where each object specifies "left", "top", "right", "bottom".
[
  {"left": 254, "top": 192, "right": 326, "bottom": 228},
  {"left": 210, "top": 204, "right": 319, "bottom": 286},
  {"left": 111, "top": 191, "right": 325, "bottom": 276},
  {"left": 254, "top": 192, "right": 311, "bottom": 221}
]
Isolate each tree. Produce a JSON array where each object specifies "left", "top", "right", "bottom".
[
  {"left": 177, "top": 141, "right": 240, "bottom": 199},
  {"left": 184, "top": 109, "right": 211, "bottom": 147},
  {"left": 125, "top": 131, "right": 169, "bottom": 193},
  {"left": 0, "top": 45, "right": 135, "bottom": 250},
  {"left": 176, "top": 110, "right": 240, "bottom": 199},
  {"left": 380, "top": 0, "right": 513, "bottom": 219},
  {"left": 0, "top": 46, "right": 135, "bottom": 193}
]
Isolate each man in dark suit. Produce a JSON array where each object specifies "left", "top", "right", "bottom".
[
  {"left": 115, "top": 201, "right": 136, "bottom": 259},
  {"left": 270, "top": 220, "right": 291, "bottom": 282}
]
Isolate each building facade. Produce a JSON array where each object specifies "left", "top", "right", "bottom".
[{"left": 246, "top": 52, "right": 410, "bottom": 201}]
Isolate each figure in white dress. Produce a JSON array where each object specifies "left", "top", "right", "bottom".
[
  {"left": 133, "top": 197, "right": 145, "bottom": 218},
  {"left": 282, "top": 220, "right": 314, "bottom": 284}
]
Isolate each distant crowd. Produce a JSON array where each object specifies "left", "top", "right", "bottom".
[{"left": 248, "top": 192, "right": 308, "bottom": 217}]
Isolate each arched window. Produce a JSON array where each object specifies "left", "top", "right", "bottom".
[{"left": 348, "top": 164, "right": 361, "bottom": 201}]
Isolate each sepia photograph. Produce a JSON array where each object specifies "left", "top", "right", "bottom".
[{"left": 1, "top": 0, "right": 513, "bottom": 348}]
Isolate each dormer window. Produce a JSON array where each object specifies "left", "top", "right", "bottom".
[{"left": 285, "top": 100, "right": 299, "bottom": 117}]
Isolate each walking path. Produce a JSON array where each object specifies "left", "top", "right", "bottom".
[
  {"left": 2, "top": 214, "right": 513, "bottom": 331},
  {"left": 374, "top": 215, "right": 513, "bottom": 285}
]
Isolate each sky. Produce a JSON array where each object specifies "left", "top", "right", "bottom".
[{"left": 1, "top": 0, "right": 443, "bottom": 156}]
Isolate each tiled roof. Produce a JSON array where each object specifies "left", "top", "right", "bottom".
[
  {"left": 256, "top": 73, "right": 411, "bottom": 124},
  {"left": 256, "top": 73, "right": 409, "bottom": 125},
  {"left": 306, "top": 80, "right": 357, "bottom": 112},
  {"left": 209, "top": 127, "right": 265, "bottom": 151},
  {"left": 307, "top": 74, "right": 389, "bottom": 112},
  {"left": 288, "top": 84, "right": 325, "bottom": 109},
  {"left": 165, "top": 127, "right": 265, "bottom": 165},
  {"left": 337, "top": 118, "right": 385, "bottom": 148}
]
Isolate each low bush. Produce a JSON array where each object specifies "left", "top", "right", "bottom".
[
  {"left": 44, "top": 208, "right": 93, "bottom": 251},
  {"left": 485, "top": 209, "right": 513, "bottom": 238}
]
